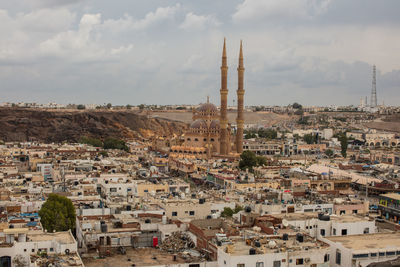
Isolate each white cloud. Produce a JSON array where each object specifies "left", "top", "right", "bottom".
[
  {"left": 133, "top": 4, "right": 180, "bottom": 29},
  {"left": 180, "top": 12, "right": 220, "bottom": 30},
  {"left": 17, "top": 8, "right": 76, "bottom": 32},
  {"left": 232, "top": 0, "right": 332, "bottom": 22},
  {"left": 24, "top": 0, "right": 81, "bottom": 8},
  {"left": 103, "top": 4, "right": 181, "bottom": 32},
  {"left": 39, "top": 13, "right": 107, "bottom": 61}
]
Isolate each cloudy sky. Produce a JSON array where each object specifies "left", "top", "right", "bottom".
[{"left": 1, "top": 0, "right": 399, "bottom": 106}]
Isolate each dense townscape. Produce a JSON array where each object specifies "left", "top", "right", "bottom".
[{"left": 1, "top": 40, "right": 400, "bottom": 267}]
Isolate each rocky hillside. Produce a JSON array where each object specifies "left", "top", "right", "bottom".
[{"left": 0, "top": 108, "right": 187, "bottom": 143}]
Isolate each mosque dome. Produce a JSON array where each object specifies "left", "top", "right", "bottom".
[
  {"left": 197, "top": 103, "right": 218, "bottom": 113},
  {"left": 210, "top": 120, "right": 220, "bottom": 129},
  {"left": 190, "top": 120, "right": 207, "bottom": 129}
]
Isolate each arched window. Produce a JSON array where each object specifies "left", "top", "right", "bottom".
[
  {"left": 195, "top": 138, "right": 199, "bottom": 142},
  {"left": 187, "top": 138, "right": 191, "bottom": 141},
  {"left": 211, "top": 138, "right": 215, "bottom": 142}
]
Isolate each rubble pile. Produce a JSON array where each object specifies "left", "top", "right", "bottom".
[{"left": 160, "top": 232, "right": 195, "bottom": 253}]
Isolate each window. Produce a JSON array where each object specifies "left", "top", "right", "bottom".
[
  {"left": 296, "top": 258, "right": 304, "bottom": 265},
  {"left": 320, "top": 229, "right": 325, "bottom": 236},
  {"left": 364, "top": 228, "right": 369, "bottom": 234},
  {"left": 341, "top": 229, "right": 347, "bottom": 236},
  {"left": 32, "top": 249, "right": 35, "bottom": 252},
  {"left": 340, "top": 210, "right": 345, "bottom": 215},
  {"left": 352, "top": 210, "right": 358, "bottom": 214},
  {"left": 386, "top": 251, "right": 395, "bottom": 256},
  {"left": 50, "top": 248, "right": 54, "bottom": 252},
  {"left": 24, "top": 249, "right": 27, "bottom": 252},
  {"left": 110, "top": 188, "right": 117, "bottom": 192},
  {"left": 273, "top": 261, "right": 281, "bottom": 267},
  {"left": 237, "top": 264, "right": 245, "bottom": 267},
  {"left": 144, "top": 189, "right": 148, "bottom": 192},
  {"left": 353, "top": 254, "right": 369, "bottom": 258},
  {"left": 379, "top": 252, "right": 385, "bottom": 256},
  {"left": 189, "top": 211, "right": 195, "bottom": 216},
  {"left": 172, "top": 211, "right": 178, "bottom": 216},
  {"left": 370, "top": 253, "right": 377, "bottom": 257},
  {"left": 336, "top": 250, "right": 341, "bottom": 265},
  {"left": 189, "top": 265, "right": 200, "bottom": 267},
  {"left": 256, "top": 262, "right": 264, "bottom": 267},
  {"left": 324, "top": 254, "right": 329, "bottom": 262},
  {"left": 333, "top": 228, "right": 336, "bottom": 235}
]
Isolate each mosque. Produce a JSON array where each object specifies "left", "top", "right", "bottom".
[{"left": 170, "top": 39, "right": 245, "bottom": 159}]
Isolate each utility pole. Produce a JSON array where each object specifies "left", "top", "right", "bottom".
[{"left": 62, "top": 167, "right": 66, "bottom": 192}]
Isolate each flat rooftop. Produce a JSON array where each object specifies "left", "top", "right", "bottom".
[
  {"left": 28, "top": 231, "right": 75, "bottom": 244},
  {"left": 272, "top": 212, "right": 372, "bottom": 223},
  {"left": 326, "top": 232, "right": 400, "bottom": 251},
  {"left": 222, "top": 234, "right": 328, "bottom": 256},
  {"left": 82, "top": 247, "right": 202, "bottom": 267}
]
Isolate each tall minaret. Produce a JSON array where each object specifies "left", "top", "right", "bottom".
[
  {"left": 219, "top": 38, "right": 229, "bottom": 155},
  {"left": 236, "top": 40, "right": 245, "bottom": 154}
]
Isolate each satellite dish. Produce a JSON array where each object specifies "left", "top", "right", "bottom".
[
  {"left": 282, "top": 219, "right": 289, "bottom": 227},
  {"left": 395, "top": 183, "right": 399, "bottom": 189}
]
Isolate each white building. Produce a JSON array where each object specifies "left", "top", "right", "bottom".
[
  {"left": 323, "top": 232, "right": 400, "bottom": 267},
  {"left": 217, "top": 234, "right": 330, "bottom": 267},
  {"left": 272, "top": 213, "right": 376, "bottom": 239},
  {"left": 0, "top": 229, "right": 80, "bottom": 267}
]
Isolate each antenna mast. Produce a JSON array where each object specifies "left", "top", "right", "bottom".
[{"left": 370, "top": 65, "right": 377, "bottom": 108}]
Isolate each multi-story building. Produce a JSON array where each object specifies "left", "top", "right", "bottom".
[
  {"left": 378, "top": 193, "right": 400, "bottom": 223},
  {"left": 217, "top": 233, "right": 330, "bottom": 267},
  {"left": 324, "top": 232, "right": 400, "bottom": 267}
]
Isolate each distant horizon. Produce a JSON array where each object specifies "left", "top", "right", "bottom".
[{"left": 1, "top": 0, "right": 399, "bottom": 106}]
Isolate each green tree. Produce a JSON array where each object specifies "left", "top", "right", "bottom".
[
  {"left": 239, "top": 150, "right": 258, "bottom": 171},
  {"left": 325, "top": 149, "right": 334, "bottom": 158},
  {"left": 39, "top": 194, "right": 76, "bottom": 232},
  {"left": 106, "top": 103, "right": 112, "bottom": 109},
  {"left": 303, "top": 133, "right": 316, "bottom": 144},
  {"left": 103, "top": 137, "right": 129, "bottom": 152},
  {"left": 244, "top": 130, "right": 257, "bottom": 139},
  {"left": 234, "top": 205, "right": 243, "bottom": 214},
  {"left": 340, "top": 135, "right": 348, "bottom": 158},
  {"left": 294, "top": 109, "right": 304, "bottom": 116},
  {"left": 292, "top": 102, "right": 302, "bottom": 109},
  {"left": 257, "top": 128, "right": 277, "bottom": 139},
  {"left": 76, "top": 104, "right": 86, "bottom": 110},
  {"left": 79, "top": 136, "right": 103, "bottom": 147},
  {"left": 221, "top": 207, "right": 234, "bottom": 217},
  {"left": 256, "top": 156, "right": 267, "bottom": 166},
  {"left": 99, "top": 151, "right": 108, "bottom": 157}
]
